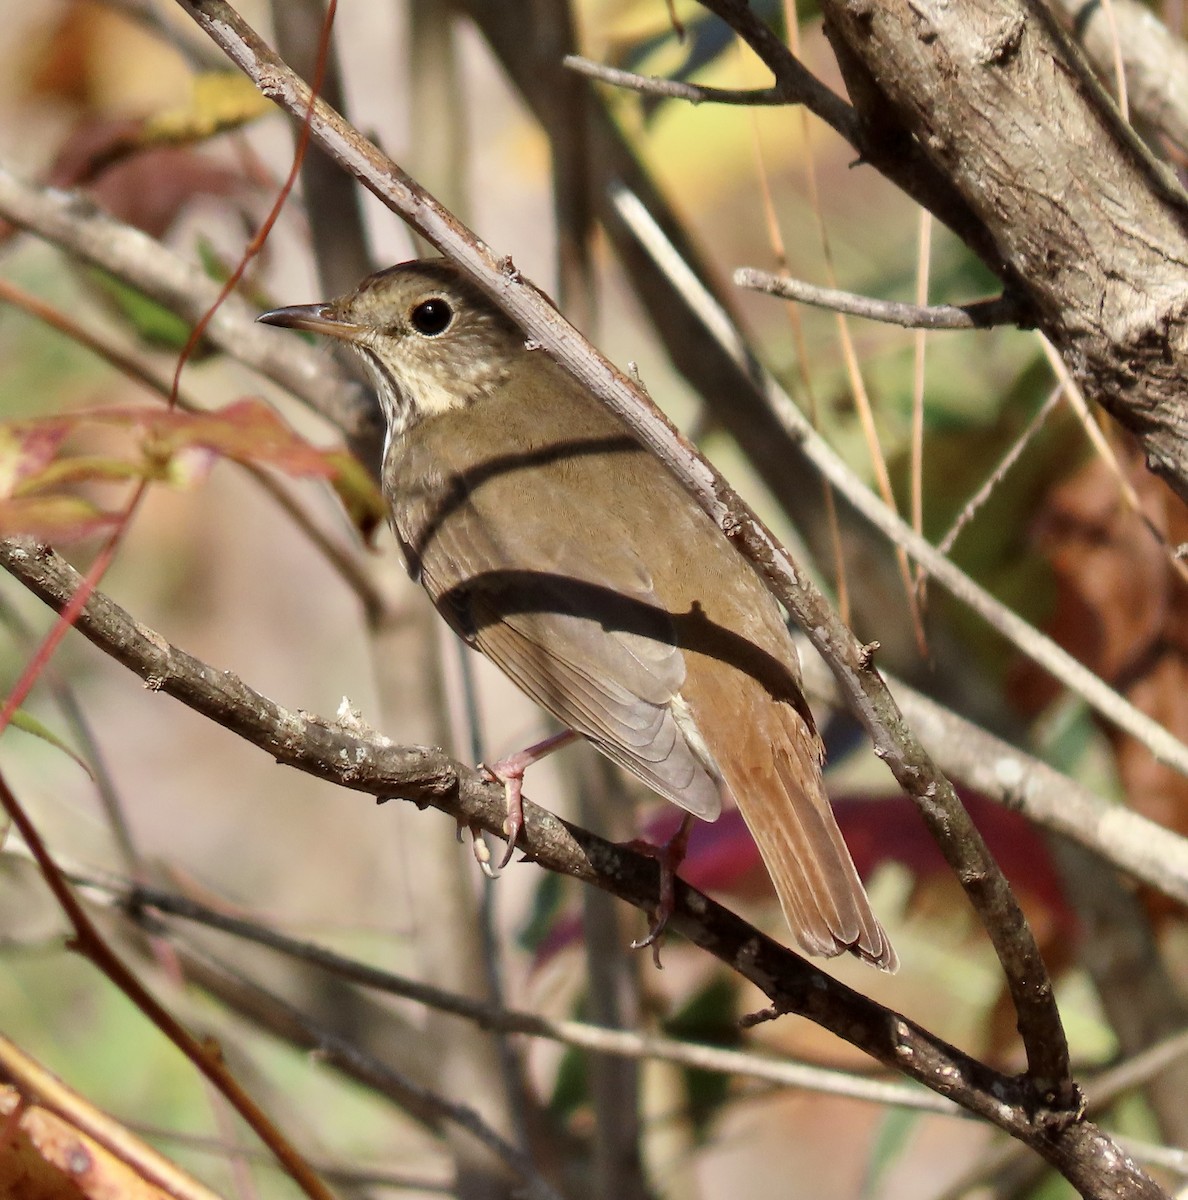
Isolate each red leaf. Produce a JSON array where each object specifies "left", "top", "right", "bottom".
[
  {"left": 0, "top": 420, "right": 74, "bottom": 497},
  {"left": 137, "top": 400, "right": 340, "bottom": 477},
  {"left": 0, "top": 496, "right": 120, "bottom": 543}
]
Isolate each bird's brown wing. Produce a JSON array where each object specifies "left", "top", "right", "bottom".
[
  {"left": 416, "top": 484, "right": 725, "bottom": 820},
  {"left": 387, "top": 382, "right": 895, "bottom": 969}
]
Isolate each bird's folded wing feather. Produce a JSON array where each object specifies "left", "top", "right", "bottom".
[{"left": 419, "top": 492, "right": 724, "bottom": 820}]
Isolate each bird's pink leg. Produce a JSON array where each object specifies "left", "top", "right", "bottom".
[
  {"left": 626, "top": 813, "right": 695, "bottom": 963},
  {"left": 480, "top": 729, "right": 578, "bottom": 870}
]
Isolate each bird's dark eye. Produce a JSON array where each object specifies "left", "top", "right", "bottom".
[{"left": 409, "top": 297, "right": 453, "bottom": 336}]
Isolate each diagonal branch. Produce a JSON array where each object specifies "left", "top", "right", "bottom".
[
  {"left": 169, "top": 0, "right": 1073, "bottom": 1108},
  {"left": 611, "top": 183, "right": 1188, "bottom": 783},
  {"left": 76, "top": 873, "right": 954, "bottom": 1115},
  {"left": 0, "top": 536, "right": 1163, "bottom": 1195}
]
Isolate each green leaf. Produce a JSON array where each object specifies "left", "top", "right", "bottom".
[
  {"left": 661, "top": 976, "right": 741, "bottom": 1137},
  {"left": 861, "top": 1106, "right": 919, "bottom": 1198},
  {"left": 87, "top": 269, "right": 194, "bottom": 351},
  {"left": 10, "top": 710, "right": 94, "bottom": 778}
]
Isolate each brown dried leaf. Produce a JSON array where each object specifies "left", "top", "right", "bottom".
[
  {"left": 0, "top": 1094, "right": 163, "bottom": 1200},
  {"left": 1012, "top": 434, "right": 1188, "bottom": 835},
  {"left": 1027, "top": 446, "right": 1167, "bottom": 692},
  {"left": 0, "top": 1041, "right": 224, "bottom": 1200}
]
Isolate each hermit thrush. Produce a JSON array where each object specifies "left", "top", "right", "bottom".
[{"left": 258, "top": 258, "right": 896, "bottom": 970}]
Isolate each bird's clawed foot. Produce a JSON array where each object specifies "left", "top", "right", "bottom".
[
  {"left": 459, "top": 820, "right": 498, "bottom": 878},
  {"left": 625, "top": 813, "right": 694, "bottom": 967},
  {"left": 478, "top": 761, "right": 525, "bottom": 872},
  {"left": 480, "top": 730, "right": 578, "bottom": 871}
]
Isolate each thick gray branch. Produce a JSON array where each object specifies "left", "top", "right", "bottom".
[
  {"left": 819, "top": 0, "right": 1188, "bottom": 504},
  {"left": 0, "top": 535, "right": 1162, "bottom": 1195}
]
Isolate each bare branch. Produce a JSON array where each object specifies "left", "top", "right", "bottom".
[
  {"left": 563, "top": 54, "right": 789, "bottom": 107},
  {"left": 1054, "top": 0, "right": 1188, "bottom": 158},
  {"left": 79, "top": 873, "right": 954, "bottom": 1115},
  {"left": 167, "top": 0, "right": 1079, "bottom": 1107},
  {"left": 0, "top": 767, "right": 336, "bottom": 1200},
  {"left": 158, "top": 935, "right": 565, "bottom": 1200},
  {"left": 0, "top": 276, "right": 387, "bottom": 621},
  {"left": 734, "top": 267, "right": 1025, "bottom": 330},
  {"left": 694, "top": 0, "right": 1009, "bottom": 273},
  {"left": 795, "top": 647, "right": 1188, "bottom": 907},
  {"left": 817, "top": 0, "right": 1188, "bottom": 506},
  {"left": 936, "top": 384, "right": 1064, "bottom": 556},
  {"left": 0, "top": 163, "right": 376, "bottom": 452},
  {"left": 0, "top": 535, "right": 1167, "bottom": 1190},
  {"left": 0, "top": 537, "right": 1063, "bottom": 1129},
  {"left": 615, "top": 182, "right": 1188, "bottom": 787}
]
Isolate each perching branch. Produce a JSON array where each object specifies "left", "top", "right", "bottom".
[
  {"left": 0, "top": 537, "right": 1005, "bottom": 1094},
  {"left": 0, "top": 535, "right": 1163, "bottom": 1196},
  {"left": 168, "top": 0, "right": 1075, "bottom": 1108}
]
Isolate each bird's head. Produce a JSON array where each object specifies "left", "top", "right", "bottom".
[{"left": 258, "top": 258, "right": 526, "bottom": 438}]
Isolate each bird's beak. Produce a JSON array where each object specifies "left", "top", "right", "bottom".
[{"left": 256, "top": 303, "right": 366, "bottom": 342}]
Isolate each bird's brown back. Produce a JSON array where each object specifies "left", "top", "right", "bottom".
[{"left": 385, "top": 350, "right": 895, "bottom": 968}]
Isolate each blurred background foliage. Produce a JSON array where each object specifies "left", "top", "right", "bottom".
[{"left": 1, "top": 1, "right": 1186, "bottom": 1199}]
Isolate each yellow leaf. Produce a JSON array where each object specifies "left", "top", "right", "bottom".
[{"left": 144, "top": 71, "right": 271, "bottom": 143}]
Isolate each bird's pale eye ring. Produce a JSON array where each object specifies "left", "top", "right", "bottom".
[{"left": 409, "top": 297, "right": 454, "bottom": 336}]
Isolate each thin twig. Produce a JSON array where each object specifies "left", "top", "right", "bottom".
[
  {"left": 735, "top": 267, "right": 1024, "bottom": 330},
  {"left": 910, "top": 210, "right": 931, "bottom": 598},
  {"left": 0, "top": 277, "right": 387, "bottom": 620},
  {"left": 936, "top": 384, "right": 1065, "bottom": 558},
  {"left": 77, "top": 873, "right": 955, "bottom": 1115},
  {"left": 793, "top": 646, "right": 1188, "bottom": 907},
  {"left": 0, "top": 590, "right": 140, "bottom": 873},
  {"left": 0, "top": 164, "right": 373, "bottom": 448},
  {"left": 163, "top": 937, "right": 564, "bottom": 1200},
  {"left": 613, "top": 184, "right": 1188, "bottom": 784},
  {"left": 0, "top": 770, "right": 336, "bottom": 1200},
  {"left": 563, "top": 54, "right": 788, "bottom": 106},
  {"left": 690, "top": 0, "right": 860, "bottom": 139},
  {"left": 118, "top": 1127, "right": 452, "bottom": 1194},
  {"left": 1099, "top": 0, "right": 1131, "bottom": 122},
  {"left": 1041, "top": 337, "right": 1188, "bottom": 586},
  {"left": 746, "top": 26, "right": 851, "bottom": 621}
]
